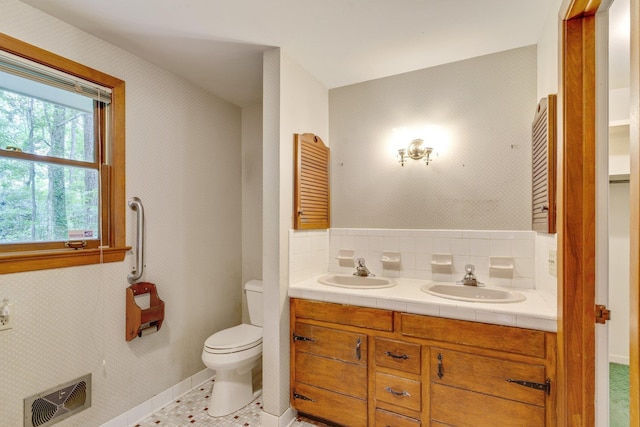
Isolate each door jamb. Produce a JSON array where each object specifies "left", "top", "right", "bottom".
[{"left": 558, "top": 2, "right": 599, "bottom": 425}]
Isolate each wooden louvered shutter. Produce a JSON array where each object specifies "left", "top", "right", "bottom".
[
  {"left": 294, "top": 133, "right": 330, "bottom": 230},
  {"left": 532, "top": 94, "right": 557, "bottom": 233}
]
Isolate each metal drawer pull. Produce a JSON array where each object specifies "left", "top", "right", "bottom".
[
  {"left": 385, "top": 386, "right": 410, "bottom": 397},
  {"left": 356, "top": 338, "right": 362, "bottom": 360},
  {"left": 292, "top": 333, "right": 315, "bottom": 342},
  {"left": 384, "top": 351, "right": 409, "bottom": 360},
  {"left": 437, "top": 353, "right": 444, "bottom": 379},
  {"left": 506, "top": 378, "right": 551, "bottom": 395},
  {"left": 293, "top": 392, "right": 316, "bottom": 402}
]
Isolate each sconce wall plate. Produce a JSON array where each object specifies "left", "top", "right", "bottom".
[{"left": 398, "top": 138, "right": 433, "bottom": 166}]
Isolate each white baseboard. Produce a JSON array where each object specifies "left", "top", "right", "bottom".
[
  {"left": 609, "top": 354, "right": 630, "bottom": 365},
  {"left": 262, "top": 406, "right": 296, "bottom": 427},
  {"left": 100, "top": 368, "right": 215, "bottom": 427}
]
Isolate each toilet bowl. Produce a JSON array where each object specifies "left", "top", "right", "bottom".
[{"left": 201, "top": 280, "right": 263, "bottom": 417}]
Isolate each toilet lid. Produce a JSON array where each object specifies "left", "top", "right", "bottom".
[{"left": 204, "top": 324, "right": 262, "bottom": 352}]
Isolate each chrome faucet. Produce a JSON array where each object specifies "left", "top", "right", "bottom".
[
  {"left": 459, "top": 264, "right": 483, "bottom": 287},
  {"left": 354, "top": 258, "right": 375, "bottom": 277}
]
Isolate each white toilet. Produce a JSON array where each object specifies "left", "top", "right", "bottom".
[{"left": 201, "top": 279, "right": 263, "bottom": 417}]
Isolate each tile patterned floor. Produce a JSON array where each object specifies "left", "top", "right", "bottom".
[{"left": 135, "top": 379, "right": 321, "bottom": 426}]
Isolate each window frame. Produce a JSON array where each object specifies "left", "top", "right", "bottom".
[{"left": 0, "top": 33, "right": 128, "bottom": 273}]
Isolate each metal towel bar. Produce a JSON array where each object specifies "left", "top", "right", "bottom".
[{"left": 127, "top": 197, "right": 145, "bottom": 284}]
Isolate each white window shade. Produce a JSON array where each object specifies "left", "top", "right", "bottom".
[{"left": 0, "top": 50, "right": 111, "bottom": 104}]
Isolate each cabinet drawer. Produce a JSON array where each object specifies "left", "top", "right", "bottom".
[
  {"left": 375, "top": 408, "right": 420, "bottom": 427},
  {"left": 430, "top": 383, "right": 545, "bottom": 427},
  {"left": 375, "top": 338, "right": 421, "bottom": 374},
  {"left": 430, "top": 348, "right": 547, "bottom": 406},
  {"left": 293, "top": 382, "right": 367, "bottom": 427},
  {"left": 296, "top": 352, "right": 367, "bottom": 399},
  {"left": 293, "top": 298, "right": 393, "bottom": 331},
  {"left": 401, "top": 313, "right": 546, "bottom": 358},
  {"left": 294, "top": 322, "right": 367, "bottom": 364},
  {"left": 375, "top": 372, "right": 421, "bottom": 412}
]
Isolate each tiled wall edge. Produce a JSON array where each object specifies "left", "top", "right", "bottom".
[{"left": 100, "top": 368, "right": 215, "bottom": 427}]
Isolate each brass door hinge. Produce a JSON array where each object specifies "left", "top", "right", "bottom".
[{"left": 595, "top": 304, "right": 611, "bottom": 324}]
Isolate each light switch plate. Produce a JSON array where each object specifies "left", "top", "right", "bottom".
[
  {"left": 0, "top": 303, "right": 14, "bottom": 331},
  {"left": 548, "top": 250, "right": 557, "bottom": 277}
]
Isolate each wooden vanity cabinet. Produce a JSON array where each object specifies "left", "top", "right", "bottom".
[
  {"left": 290, "top": 299, "right": 393, "bottom": 426},
  {"left": 290, "top": 299, "right": 556, "bottom": 427},
  {"left": 402, "top": 314, "right": 557, "bottom": 427}
]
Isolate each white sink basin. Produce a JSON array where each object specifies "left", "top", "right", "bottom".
[
  {"left": 318, "top": 274, "right": 397, "bottom": 289},
  {"left": 421, "top": 283, "right": 526, "bottom": 303}
]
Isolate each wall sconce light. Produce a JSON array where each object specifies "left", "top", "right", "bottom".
[{"left": 397, "top": 139, "right": 433, "bottom": 166}]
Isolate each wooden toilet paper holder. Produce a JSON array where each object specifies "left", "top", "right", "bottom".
[{"left": 126, "top": 282, "right": 165, "bottom": 341}]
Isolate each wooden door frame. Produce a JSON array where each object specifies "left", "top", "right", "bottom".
[
  {"left": 557, "top": 1, "right": 599, "bottom": 426},
  {"left": 559, "top": 0, "right": 639, "bottom": 425}
]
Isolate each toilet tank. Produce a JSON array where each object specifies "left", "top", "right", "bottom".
[{"left": 244, "top": 280, "right": 263, "bottom": 327}]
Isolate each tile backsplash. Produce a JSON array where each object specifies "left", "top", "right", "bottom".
[
  {"left": 288, "top": 229, "right": 330, "bottom": 284},
  {"left": 290, "top": 228, "right": 537, "bottom": 289}
]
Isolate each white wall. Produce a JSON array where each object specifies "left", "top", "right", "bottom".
[
  {"left": 262, "top": 48, "right": 329, "bottom": 425},
  {"left": 534, "top": 0, "right": 563, "bottom": 297},
  {"left": 329, "top": 46, "right": 536, "bottom": 230},
  {"left": 609, "top": 182, "right": 630, "bottom": 363},
  {"left": 242, "top": 104, "right": 264, "bottom": 286},
  {"left": 537, "top": 0, "right": 561, "bottom": 101},
  {"left": 0, "top": 1, "right": 242, "bottom": 425},
  {"left": 606, "top": 41, "right": 632, "bottom": 369}
]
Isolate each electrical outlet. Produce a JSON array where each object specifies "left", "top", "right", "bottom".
[
  {"left": 548, "top": 250, "right": 557, "bottom": 277},
  {"left": 0, "top": 303, "right": 14, "bottom": 331}
]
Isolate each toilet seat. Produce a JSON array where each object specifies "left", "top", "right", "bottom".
[{"left": 204, "top": 324, "right": 262, "bottom": 354}]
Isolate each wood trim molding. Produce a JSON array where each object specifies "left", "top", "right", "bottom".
[
  {"left": 0, "top": 247, "right": 128, "bottom": 274},
  {"left": 630, "top": 0, "right": 640, "bottom": 424},
  {"left": 0, "top": 32, "right": 128, "bottom": 273},
  {"left": 558, "top": 9, "right": 598, "bottom": 427}
]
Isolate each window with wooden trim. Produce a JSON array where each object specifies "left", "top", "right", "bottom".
[{"left": 0, "top": 33, "right": 128, "bottom": 273}]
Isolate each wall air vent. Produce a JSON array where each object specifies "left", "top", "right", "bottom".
[{"left": 24, "top": 374, "right": 91, "bottom": 427}]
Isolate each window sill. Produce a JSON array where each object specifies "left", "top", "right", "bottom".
[{"left": 0, "top": 246, "right": 131, "bottom": 274}]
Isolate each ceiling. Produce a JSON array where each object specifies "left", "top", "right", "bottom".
[{"left": 18, "top": 0, "right": 629, "bottom": 107}]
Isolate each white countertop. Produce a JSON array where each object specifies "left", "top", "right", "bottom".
[{"left": 288, "top": 275, "right": 558, "bottom": 332}]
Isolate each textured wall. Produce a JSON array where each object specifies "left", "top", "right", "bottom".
[
  {"left": 330, "top": 45, "right": 537, "bottom": 230},
  {"left": 0, "top": 1, "right": 242, "bottom": 425},
  {"left": 262, "top": 48, "right": 329, "bottom": 425},
  {"left": 242, "top": 105, "right": 264, "bottom": 287}
]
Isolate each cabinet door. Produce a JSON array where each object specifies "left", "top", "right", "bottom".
[
  {"left": 293, "top": 382, "right": 367, "bottom": 427},
  {"left": 430, "top": 348, "right": 547, "bottom": 406},
  {"left": 293, "top": 322, "right": 366, "bottom": 364},
  {"left": 431, "top": 383, "right": 545, "bottom": 426},
  {"left": 296, "top": 351, "right": 367, "bottom": 399}
]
